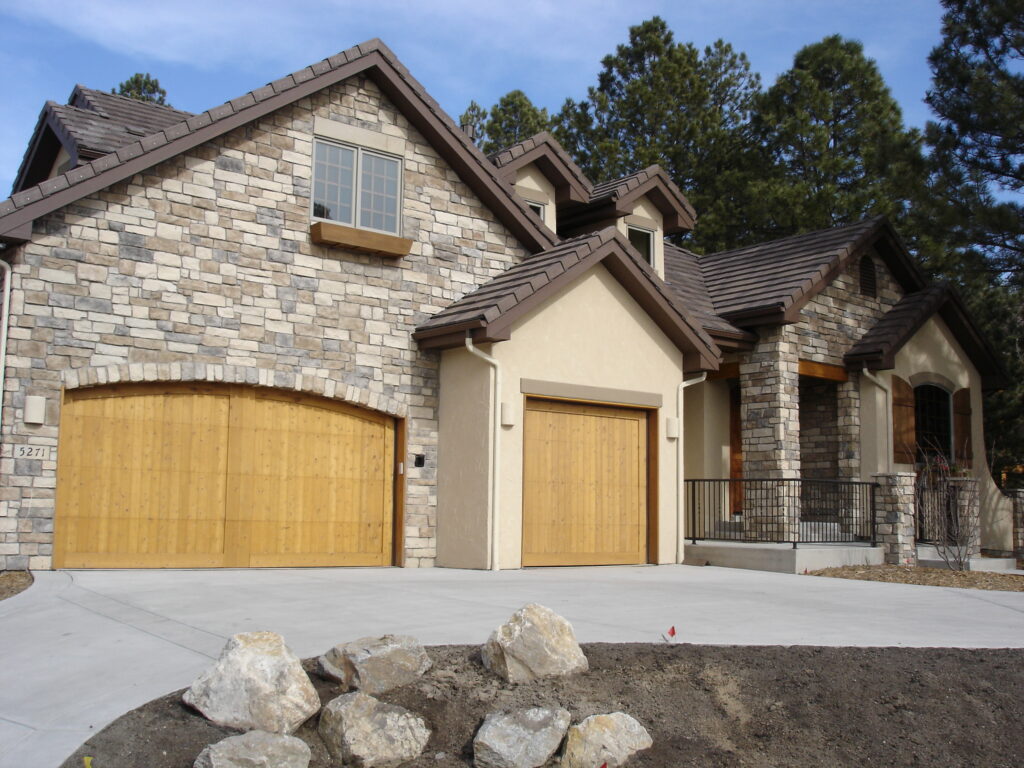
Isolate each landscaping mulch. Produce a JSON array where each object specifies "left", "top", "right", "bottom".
[
  {"left": 61, "top": 644, "right": 1024, "bottom": 768},
  {"left": 808, "top": 563, "right": 1024, "bottom": 592},
  {"left": 0, "top": 570, "right": 32, "bottom": 601}
]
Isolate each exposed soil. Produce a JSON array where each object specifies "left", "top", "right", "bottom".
[
  {"left": 0, "top": 570, "right": 32, "bottom": 601},
  {"left": 809, "top": 564, "right": 1024, "bottom": 592},
  {"left": 61, "top": 644, "right": 1024, "bottom": 768}
]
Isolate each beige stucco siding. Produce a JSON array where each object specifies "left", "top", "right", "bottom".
[
  {"left": 863, "top": 316, "right": 1013, "bottom": 551},
  {"left": 513, "top": 165, "right": 557, "bottom": 231},
  {"left": 495, "top": 264, "right": 684, "bottom": 567},
  {"left": 684, "top": 378, "right": 730, "bottom": 479}
]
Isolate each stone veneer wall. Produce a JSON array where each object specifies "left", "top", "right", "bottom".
[
  {"left": 799, "top": 378, "right": 839, "bottom": 479},
  {"left": 0, "top": 75, "right": 530, "bottom": 570},
  {"left": 873, "top": 472, "right": 918, "bottom": 565}
]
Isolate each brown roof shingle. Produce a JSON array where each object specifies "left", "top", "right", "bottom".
[
  {"left": 662, "top": 243, "right": 752, "bottom": 344},
  {"left": 413, "top": 226, "right": 720, "bottom": 371}
]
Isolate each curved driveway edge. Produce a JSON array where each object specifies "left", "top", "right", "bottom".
[{"left": 2, "top": 564, "right": 1024, "bottom": 767}]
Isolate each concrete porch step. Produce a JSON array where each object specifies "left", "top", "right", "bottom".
[
  {"left": 683, "top": 540, "right": 884, "bottom": 574},
  {"left": 916, "top": 545, "right": 1019, "bottom": 572}
]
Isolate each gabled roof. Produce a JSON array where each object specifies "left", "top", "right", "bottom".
[
  {"left": 12, "top": 87, "right": 193, "bottom": 194},
  {"left": 0, "top": 40, "right": 556, "bottom": 253},
  {"left": 488, "top": 131, "right": 591, "bottom": 205},
  {"left": 844, "top": 284, "right": 1008, "bottom": 390},
  {"left": 698, "top": 217, "right": 927, "bottom": 325},
  {"left": 550, "top": 165, "right": 697, "bottom": 236},
  {"left": 662, "top": 243, "right": 756, "bottom": 350},
  {"left": 413, "top": 227, "right": 720, "bottom": 372}
]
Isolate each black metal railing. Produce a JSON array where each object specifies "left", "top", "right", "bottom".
[
  {"left": 686, "top": 478, "right": 877, "bottom": 547},
  {"left": 916, "top": 478, "right": 961, "bottom": 544}
]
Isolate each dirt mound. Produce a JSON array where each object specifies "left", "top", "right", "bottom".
[{"left": 61, "top": 644, "right": 1024, "bottom": 767}]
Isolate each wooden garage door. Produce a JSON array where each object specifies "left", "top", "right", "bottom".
[
  {"left": 522, "top": 398, "right": 648, "bottom": 566},
  {"left": 53, "top": 384, "right": 395, "bottom": 568}
]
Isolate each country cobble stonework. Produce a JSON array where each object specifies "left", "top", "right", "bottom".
[
  {"left": 873, "top": 472, "right": 917, "bottom": 566},
  {"left": 0, "top": 75, "right": 529, "bottom": 570}
]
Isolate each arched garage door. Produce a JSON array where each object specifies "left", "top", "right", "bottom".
[{"left": 53, "top": 383, "right": 396, "bottom": 568}]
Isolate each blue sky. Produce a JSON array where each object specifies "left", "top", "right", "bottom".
[{"left": 0, "top": 0, "right": 946, "bottom": 196}]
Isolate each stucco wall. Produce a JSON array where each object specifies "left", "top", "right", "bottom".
[
  {"left": 883, "top": 316, "right": 1014, "bottom": 551},
  {"left": 438, "top": 264, "right": 685, "bottom": 569},
  {"left": 0, "top": 74, "right": 530, "bottom": 570},
  {"left": 683, "top": 378, "right": 730, "bottom": 479}
]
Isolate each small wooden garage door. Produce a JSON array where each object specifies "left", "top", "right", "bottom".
[
  {"left": 522, "top": 398, "right": 648, "bottom": 566},
  {"left": 53, "top": 384, "right": 395, "bottom": 568}
]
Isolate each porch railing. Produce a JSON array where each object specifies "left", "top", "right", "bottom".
[{"left": 686, "top": 478, "right": 877, "bottom": 547}]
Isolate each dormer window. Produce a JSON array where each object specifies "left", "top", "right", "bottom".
[
  {"left": 627, "top": 226, "right": 654, "bottom": 265},
  {"left": 313, "top": 138, "right": 401, "bottom": 235},
  {"left": 525, "top": 201, "right": 545, "bottom": 219}
]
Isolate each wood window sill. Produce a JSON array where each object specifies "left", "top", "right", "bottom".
[{"left": 310, "top": 221, "right": 413, "bottom": 257}]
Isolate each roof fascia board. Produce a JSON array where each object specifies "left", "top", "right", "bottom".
[
  {"left": 612, "top": 176, "right": 695, "bottom": 232},
  {"left": 0, "top": 44, "right": 557, "bottom": 254},
  {"left": 492, "top": 144, "right": 591, "bottom": 204}
]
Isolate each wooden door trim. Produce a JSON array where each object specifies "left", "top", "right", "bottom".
[{"left": 392, "top": 416, "right": 406, "bottom": 567}]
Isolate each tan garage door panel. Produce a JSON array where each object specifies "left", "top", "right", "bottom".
[
  {"left": 54, "top": 384, "right": 394, "bottom": 569},
  {"left": 522, "top": 398, "right": 647, "bottom": 566}
]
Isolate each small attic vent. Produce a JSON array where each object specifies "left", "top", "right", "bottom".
[{"left": 859, "top": 255, "right": 877, "bottom": 298}]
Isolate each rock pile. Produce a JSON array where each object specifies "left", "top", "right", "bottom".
[{"left": 184, "top": 605, "right": 651, "bottom": 768}]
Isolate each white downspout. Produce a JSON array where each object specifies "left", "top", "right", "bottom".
[
  {"left": 465, "top": 332, "right": 501, "bottom": 571},
  {"left": 862, "top": 366, "right": 893, "bottom": 472},
  {"left": 0, "top": 258, "right": 12, "bottom": 454},
  {"left": 676, "top": 371, "right": 707, "bottom": 563}
]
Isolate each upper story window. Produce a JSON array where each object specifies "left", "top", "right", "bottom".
[
  {"left": 859, "top": 255, "right": 877, "bottom": 298},
  {"left": 525, "top": 201, "right": 545, "bottom": 219},
  {"left": 312, "top": 139, "right": 401, "bottom": 235},
  {"left": 627, "top": 226, "right": 654, "bottom": 265}
]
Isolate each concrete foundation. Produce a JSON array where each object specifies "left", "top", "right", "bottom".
[{"left": 683, "top": 541, "right": 885, "bottom": 574}]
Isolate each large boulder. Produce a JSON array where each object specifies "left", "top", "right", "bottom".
[
  {"left": 473, "top": 707, "right": 571, "bottom": 768},
  {"left": 560, "top": 713, "right": 652, "bottom": 768},
  {"left": 317, "top": 634, "right": 432, "bottom": 694},
  {"left": 194, "top": 730, "right": 311, "bottom": 768},
  {"left": 183, "top": 631, "right": 320, "bottom": 734},
  {"left": 318, "top": 691, "right": 431, "bottom": 767},
  {"left": 481, "top": 604, "right": 588, "bottom": 683}
]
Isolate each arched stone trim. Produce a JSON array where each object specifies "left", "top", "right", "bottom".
[
  {"left": 909, "top": 371, "right": 958, "bottom": 394},
  {"left": 60, "top": 363, "right": 408, "bottom": 418}
]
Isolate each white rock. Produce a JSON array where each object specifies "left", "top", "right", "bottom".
[
  {"left": 183, "top": 631, "right": 320, "bottom": 734},
  {"left": 318, "top": 691, "right": 431, "bottom": 767},
  {"left": 318, "top": 634, "right": 432, "bottom": 694},
  {"left": 473, "top": 707, "right": 571, "bottom": 768},
  {"left": 193, "top": 730, "right": 311, "bottom": 768},
  {"left": 481, "top": 604, "right": 588, "bottom": 683},
  {"left": 560, "top": 713, "right": 652, "bottom": 768}
]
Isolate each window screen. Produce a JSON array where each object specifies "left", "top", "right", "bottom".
[
  {"left": 313, "top": 142, "right": 355, "bottom": 223},
  {"left": 915, "top": 384, "right": 952, "bottom": 461},
  {"left": 628, "top": 227, "right": 653, "bottom": 265}
]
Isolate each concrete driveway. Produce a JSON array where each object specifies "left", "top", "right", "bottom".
[{"left": 3, "top": 564, "right": 1024, "bottom": 767}]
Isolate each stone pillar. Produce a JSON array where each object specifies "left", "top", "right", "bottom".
[
  {"left": 836, "top": 372, "right": 860, "bottom": 481},
  {"left": 946, "top": 477, "right": 981, "bottom": 560},
  {"left": 740, "top": 326, "right": 800, "bottom": 541},
  {"left": 873, "top": 472, "right": 917, "bottom": 566}
]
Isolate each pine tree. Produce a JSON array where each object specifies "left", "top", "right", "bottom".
[
  {"left": 749, "top": 35, "right": 928, "bottom": 242},
  {"left": 551, "top": 17, "right": 763, "bottom": 251},
  {"left": 114, "top": 73, "right": 169, "bottom": 105},
  {"left": 458, "top": 101, "right": 488, "bottom": 148}
]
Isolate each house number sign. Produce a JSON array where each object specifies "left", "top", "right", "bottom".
[{"left": 3, "top": 445, "right": 55, "bottom": 460}]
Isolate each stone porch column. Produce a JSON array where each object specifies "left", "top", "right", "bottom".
[
  {"left": 836, "top": 372, "right": 860, "bottom": 481},
  {"left": 740, "top": 326, "right": 800, "bottom": 541},
  {"left": 1010, "top": 490, "right": 1024, "bottom": 564},
  {"left": 873, "top": 472, "right": 917, "bottom": 566}
]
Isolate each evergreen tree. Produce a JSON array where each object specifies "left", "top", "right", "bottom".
[
  {"left": 551, "top": 17, "right": 763, "bottom": 251},
  {"left": 114, "top": 73, "right": 169, "bottom": 105},
  {"left": 459, "top": 91, "right": 549, "bottom": 154},
  {"left": 749, "top": 35, "right": 928, "bottom": 242},
  {"left": 924, "top": 0, "right": 1024, "bottom": 478}
]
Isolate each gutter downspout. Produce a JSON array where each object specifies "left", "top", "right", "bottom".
[
  {"left": 861, "top": 366, "right": 893, "bottom": 471},
  {"left": 465, "top": 332, "right": 501, "bottom": 571},
  {"left": 676, "top": 371, "right": 707, "bottom": 564},
  {"left": 0, "top": 257, "right": 12, "bottom": 457}
]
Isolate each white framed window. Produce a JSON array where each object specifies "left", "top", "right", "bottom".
[
  {"left": 627, "top": 225, "right": 654, "bottom": 265},
  {"left": 525, "top": 201, "right": 545, "bottom": 219},
  {"left": 312, "top": 138, "right": 402, "bottom": 235}
]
